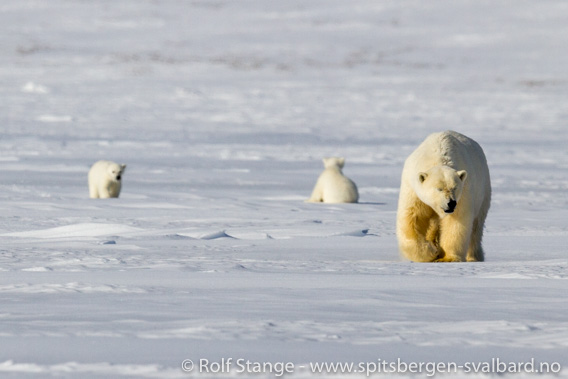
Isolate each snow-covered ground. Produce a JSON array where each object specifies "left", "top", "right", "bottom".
[{"left": 1, "top": 1, "right": 567, "bottom": 377}]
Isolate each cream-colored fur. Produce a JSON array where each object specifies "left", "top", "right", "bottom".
[
  {"left": 307, "top": 157, "right": 359, "bottom": 203},
  {"left": 88, "top": 160, "right": 126, "bottom": 199},
  {"left": 396, "top": 131, "right": 491, "bottom": 262}
]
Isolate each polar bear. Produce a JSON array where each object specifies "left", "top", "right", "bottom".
[
  {"left": 88, "top": 160, "right": 126, "bottom": 199},
  {"left": 396, "top": 131, "right": 491, "bottom": 262},
  {"left": 307, "top": 157, "right": 359, "bottom": 203}
]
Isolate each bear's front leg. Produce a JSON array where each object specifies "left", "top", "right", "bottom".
[
  {"left": 434, "top": 254, "right": 462, "bottom": 262},
  {"left": 397, "top": 214, "right": 441, "bottom": 262},
  {"left": 98, "top": 185, "right": 112, "bottom": 199},
  {"left": 436, "top": 215, "right": 472, "bottom": 262}
]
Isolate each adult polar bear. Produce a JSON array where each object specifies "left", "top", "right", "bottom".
[{"left": 397, "top": 131, "right": 491, "bottom": 262}]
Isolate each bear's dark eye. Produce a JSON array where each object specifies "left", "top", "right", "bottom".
[{"left": 437, "top": 188, "right": 443, "bottom": 192}]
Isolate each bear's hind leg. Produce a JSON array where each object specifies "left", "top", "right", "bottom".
[
  {"left": 306, "top": 183, "right": 323, "bottom": 202},
  {"left": 88, "top": 181, "right": 99, "bottom": 199}
]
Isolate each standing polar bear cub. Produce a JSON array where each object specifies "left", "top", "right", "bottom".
[
  {"left": 307, "top": 157, "right": 359, "bottom": 203},
  {"left": 88, "top": 160, "right": 126, "bottom": 199},
  {"left": 397, "top": 131, "right": 491, "bottom": 262}
]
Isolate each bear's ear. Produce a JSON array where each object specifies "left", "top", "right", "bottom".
[
  {"left": 337, "top": 157, "right": 345, "bottom": 168},
  {"left": 418, "top": 172, "right": 428, "bottom": 183},
  {"left": 457, "top": 170, "right": 467, "bottom": 182},
  {"left": 121, "top": 164, "right": 127, "bottom": 172}
]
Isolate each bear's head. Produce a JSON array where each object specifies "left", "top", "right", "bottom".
[
  {"left": 416, "top": 165, "right": 467, "bottom": 218},
  {"left": 322, "top": 157, "right": 345, "bottom": 169},
  {"left": 107, "top": 162, "right": 126, "bottom": 182}
]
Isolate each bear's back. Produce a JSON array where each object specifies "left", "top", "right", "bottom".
[
  {"left": 411, "top": 130, "right": 487, "bottom": 171},
  {"left": 319, "top": 168, "right": 358, "bottom": 203},
  {"left": 89, "top": 160, "right": 111, "bottom": 178}
]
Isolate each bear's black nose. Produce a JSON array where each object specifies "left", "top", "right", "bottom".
[
  {"left": 445, "top": 199, "right": 457, "bottom": 213},
  {"left": 117, "top": 175, "right": 121, "bottom": 180}
]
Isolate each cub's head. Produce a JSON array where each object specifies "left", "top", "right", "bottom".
[
  {"left": 416, "top": 165, "right": 467, "bottom": 218},
  {"left": 322, "top": 157, "right": 345, "bottom": 169},
  {"left": 107, "top": 162, "right": 126, "bottom": 182}
]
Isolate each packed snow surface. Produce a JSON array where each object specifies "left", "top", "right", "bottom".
[{"left": 1, "top": 1, "right": 567, "bottom": 378}]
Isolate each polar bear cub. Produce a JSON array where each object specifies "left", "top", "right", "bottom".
[
  {"left": 88, "top": 160, "right": 126, "bottom": 199},
  {"left": 307, "top": 157, "right": 359, "bottom": 203},
  {"left": 396, "top": 131, "right": 491, "bottom": 262}
]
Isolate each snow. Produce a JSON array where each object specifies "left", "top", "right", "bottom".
[{"left": 1, "top": 0, "right": 567, "bottom": 377}]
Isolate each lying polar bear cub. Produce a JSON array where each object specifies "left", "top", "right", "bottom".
[
  {"left": 88, "top": 160, "right": 127, "bottom": 199},
  {"left": 396, "top": 130, "right": 491, "bottom": 262},
  {"left": 307, "top": 157, "right": 359, "bottom": 203}
]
